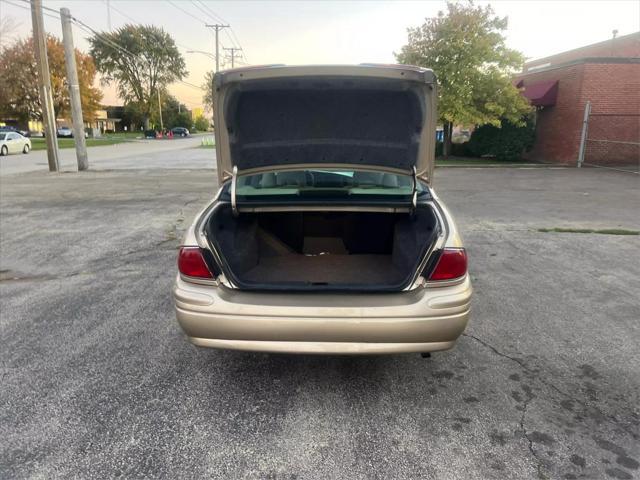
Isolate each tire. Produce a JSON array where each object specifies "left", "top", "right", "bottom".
[
  {"left": 23, "top": 144, "right": 30, "bottom": 154},
  {"left": 181, "top": 133, "right": 186, "bottom": 137},
  {"left": 0, "top": 145, "right": 7, "bottom": 156}
]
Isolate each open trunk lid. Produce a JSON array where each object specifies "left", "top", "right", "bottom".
[{"left": 213, "top": 65, "right": 437, "bottom": 185}]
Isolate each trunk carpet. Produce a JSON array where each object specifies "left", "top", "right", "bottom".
[{"left": 242, "top": 254, "right": 403, "bottom": 285}]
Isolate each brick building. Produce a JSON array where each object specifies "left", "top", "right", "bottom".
[{"left": 515, "top": 32, "right": 640, "bottom": 166}]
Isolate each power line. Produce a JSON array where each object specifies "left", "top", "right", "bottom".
[
  {"left": 162, "top": 0, "right": 230, "bottom": 68},
  {"left": 1, "top": 0, "right": 59, "bottom": 20},
  {"left": 192, "top": 0, "right": 249, "bottom": 63},
  {"left": 67, "top": 9, "right": 205, "bottom": 92},
  {"left": 72, "top": 17, "right": 141, "bottom": 63},
  {"left": 177, "top": 98, "right": 204, "bottom": 107},
  {"left": 227, "top": 29, "right": 248, "bottom": 63},
  {"left": 4, "top": 0, "right": 205, "bottom": 99},
  {"left": 18, "top": 0, "right": 59, "bottom": 17},
  {"left": 194, "top": 0, "right": 227, "bottom": 24},
  {"left": 189, "top": 0, "right": 218, "bottom": 23},
  {"left": 165, "top": 0, "right": 206, "bottom": 25},
  {"left": 100, "top": 1, "right": 202, "bottom": 59},
  {"left": 223, "top": 46, "right": 242, "bottom": 68},
  {"left": 103, "top": 0, "right": 138, "bottom": 25},
  {"left": 70, "top": 15, "right": 205, "bottom": 94},
  {"left": 177, "top": 79, "right": 205, "bottom": 90},
  {"left": 206, "top": 23, "right": 229, "bottom": 73}
]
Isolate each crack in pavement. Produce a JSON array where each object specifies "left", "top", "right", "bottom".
[
  {"left": 0, "top": 270, "right": 87, "bottom": 283},
  {"left": 123, "top": 198, "right": 206, "bottom": 256},
  {"left": 461, "top": 332, "right": 548, "bottom": 478},
  {"left": 519, "top": 388, "right": 548, "bottom": 479},
  {"left": 462, "top": 333, "right": 638, "bottom": 440}
]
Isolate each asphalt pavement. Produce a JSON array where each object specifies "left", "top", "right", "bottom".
[
  {"left": 0, "top": 150, "right": 639, "bottom": 479},
  {"left": 0, "top": 135, "right": 214, "bottom": 175}
]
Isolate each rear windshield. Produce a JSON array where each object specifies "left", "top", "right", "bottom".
[{"left": 229, "top": 169, "right": 428, "bottom": 203}]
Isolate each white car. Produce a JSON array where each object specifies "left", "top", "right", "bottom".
[
  {"left": 57, "top": 126, "right": 73, "bottom": 138},
  {"left": 0, "top": 132, "right": 31, "bottom": 155},
  {"left": 56, "top": 126, "right": 88, "bottom": 138}
]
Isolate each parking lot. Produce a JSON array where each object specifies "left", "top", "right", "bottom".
[{"left": 1, "top": 162, "right": 639, "bottom": 479}]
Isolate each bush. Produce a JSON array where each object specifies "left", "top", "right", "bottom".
[
  {"left": 435, "top": 139, "right": 472, "bottom": 157},
  {"left": 467, "top": 117, "right": 535, "bottom": 161},
  {"left": 194, "top": 115, "right": 209, "bottom": 132},
  {"left": 169, "top": 112, "right": 192, "bottom": 129},
  {"left": 451, "top": 142, "right": 472, "bottom": 157}
]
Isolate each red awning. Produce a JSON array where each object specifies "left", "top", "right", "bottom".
[{"left": 519, "top": 80, "right": 559, "bottom": 106}]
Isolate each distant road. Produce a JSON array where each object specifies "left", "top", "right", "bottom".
[{"left": 0, "top": 135, "right": 216, "bottom": 176}]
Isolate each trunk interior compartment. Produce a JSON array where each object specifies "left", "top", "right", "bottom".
[{"left": 205, "top": 206, "right": 439, "bottom": 291}]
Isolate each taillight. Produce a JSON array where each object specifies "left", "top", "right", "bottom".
[
  {"left": 178, "top": 247, "right": 213, "bottom": 279},
  {"left": 428, "top": 248, "right": 467, "bottom": 281}
]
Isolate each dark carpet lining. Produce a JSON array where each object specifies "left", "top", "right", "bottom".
[{"left": 243, "top": 254, "right": 402, "bottom": 285}]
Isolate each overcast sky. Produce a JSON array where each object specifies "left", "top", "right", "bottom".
[{"left": 2, "top": 0, "right": 639, "bottom": 109}]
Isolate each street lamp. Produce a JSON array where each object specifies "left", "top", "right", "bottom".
[{"left": 187, "top": 50, "right": 216, "bottom": 64}]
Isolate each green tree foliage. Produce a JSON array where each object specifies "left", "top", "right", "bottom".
[
  {"left": 193, "top": 115, "right": 210, "bottom": 131},
  {"left": 149, "top": 92, "right": 191, "bottom": 129},
  {"left": 89, "top": 25, "right": 187, "bottom": 129},
  {"left": 173, "top": 112, "right": 193, "bottom": 129},
  {"left": 202, "top": 70, "right": 214, "bottom": 113},
  {"left": 467, "top": 117, "right": 535, "bottom": 161},
  {"left": 396, "top": 1, "right": 531, "bottom": 156},
  {"left": 121, "top": 101, "right": 147, "bottom": 131},
  {"left": 0, "top": 36, "right": 102, "bottom": 124}
]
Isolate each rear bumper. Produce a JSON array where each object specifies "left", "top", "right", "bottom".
[
  {"left": 173, "top": 275, "right": 472, "bottom": 354},
  {"left": 189, "top": 338, "right": 458, "bottom": 354}
]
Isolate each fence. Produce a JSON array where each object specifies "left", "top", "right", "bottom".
[{"left": 578, "top": 101, "right": 640, "bottom": 173}]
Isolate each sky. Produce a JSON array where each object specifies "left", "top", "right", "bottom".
[{"left": 1, "top": 0, "right": 639, "bottom": 110}]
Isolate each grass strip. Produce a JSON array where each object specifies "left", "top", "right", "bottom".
[
  {"left": 538, "top": 227, "right": 639, "bottom": 235},
  {"left": 30, "top": 137, "right": 131, "bottom": 150}
]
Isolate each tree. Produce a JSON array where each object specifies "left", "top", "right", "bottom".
[
  {"left": 0, "top": 36, "right": 102, "bottom": 124},
  {"left": 194, "top": 115, "right": 209, "bottom": 132},
  {"left": 89, "top": 25, "right": 187, "bottom": 129},
  {"left": 396, "top": 1, "right": 531, "bottom": 156},
  {"left": 202, "top": 70, "right": 214, "bottom": 113},
  {"left": 121, "top": 101, "right": 147, "bottom": 131},
  {"left": 0, "top": 16, "right": 21, "bottom": 46},
  {"left": 149, "top": 92, "right": 190, "bottom": 129}
]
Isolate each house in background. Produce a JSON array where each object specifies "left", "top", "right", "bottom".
[
  {"left": 92, "top": 108, "right": 122, "bottom": 133},
  {"left": 54, "top": 106, "right": 123, "bottom": 135},
  {"left": 0, "top": 117, "right": 45, "bottom": 136},
  {"left": 515, "top": 31, "right": 640, "bottom": 166}
]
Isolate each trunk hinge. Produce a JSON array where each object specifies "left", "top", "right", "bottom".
[
  {"left": 411, "top": 166, "right": 418, "bottom": 213},
  {"left": 231, "top": 165, "right": 239, "bottom": 217}
]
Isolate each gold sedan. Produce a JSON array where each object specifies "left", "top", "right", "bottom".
[{"left": 173, "top": 65, "right": 471, "bottom": 355}]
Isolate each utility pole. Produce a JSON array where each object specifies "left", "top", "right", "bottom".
[
  {"left": 205, "top": 23, "right": 229, "bottom": 72},
  {"left": 577, "top": 101, "right": 591, "bottom": 168},
  {"left": 106, "top": 0, "right": 112, "bottom": 31},
  {"left": 223, "top": 47, "right": 242, "bottom": 69},
  {"left": 157, "top": 88, "right": 164, "bottom": 131},
  {"left": 60, "top": 7, "right": 88, "bottom": 171},
  {"left": 30, "top": 0, "right": 59, "bottom": 172}
]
